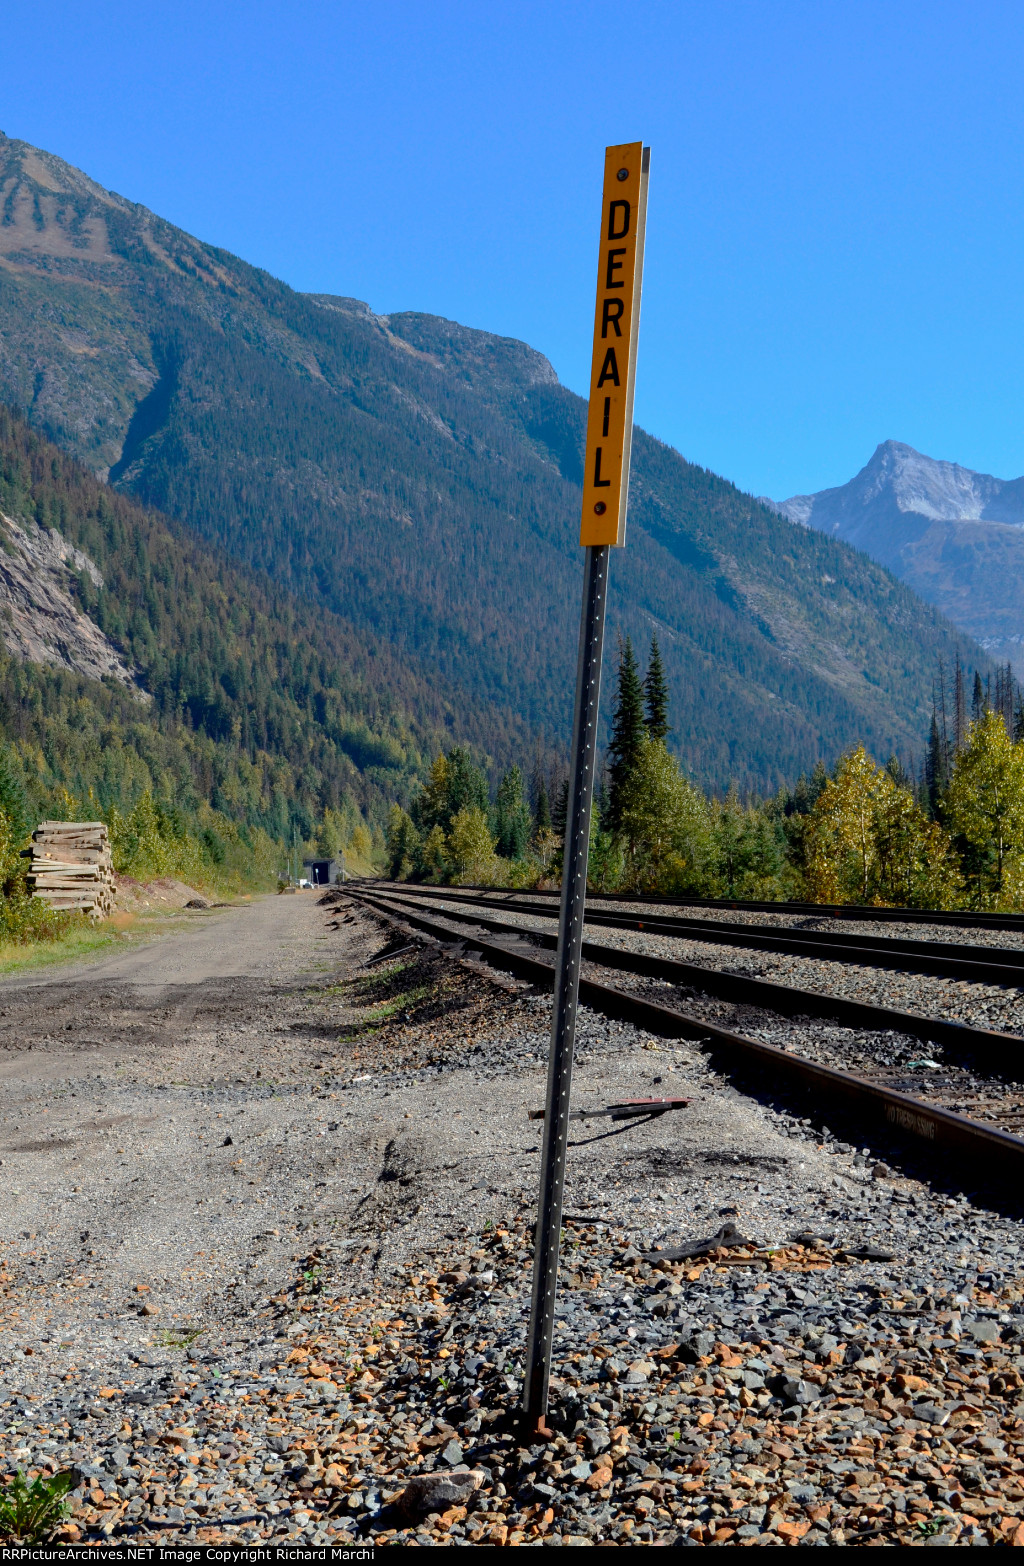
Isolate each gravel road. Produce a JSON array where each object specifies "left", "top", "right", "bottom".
[{"left": 2, "top": 893, "right": 1024, "bottom": 1546}]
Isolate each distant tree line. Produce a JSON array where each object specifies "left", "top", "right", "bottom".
[{"left": 387, "top": 641, "right": 1024, "bottom": 912}]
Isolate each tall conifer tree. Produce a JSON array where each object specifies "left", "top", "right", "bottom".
[
  {"left": 552, "top": 779, "right": 569, "bottom": 837},
  {"left": 926, "top": 708, "right": 949, "bottom": 814},
  {"left": 607, "top": 636, "right": 645, "bottom": 831},
  {"left": 534, "top": 778, "right": 551, "bottom": 834},
  {"left": 643, "top": 635, "right": 670, "bottom": 741},
  {"left": 494, "top": 765, "right": 530, "bottom": 859},
  {"left": 0, "top": 746, "right": 27, "bottom": 844},
  {"left": 954, "top": 659, "right": 966, "bottom": 753}
]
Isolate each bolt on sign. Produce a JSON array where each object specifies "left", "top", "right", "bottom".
[{"left": 579, "top": 142, "right": 651, "bottom": 548}]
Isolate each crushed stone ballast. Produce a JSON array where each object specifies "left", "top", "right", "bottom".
[{"left": 354, "top": 888, "right": 1024, "bottom": 1180}]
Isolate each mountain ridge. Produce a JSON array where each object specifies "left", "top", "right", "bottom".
[
  {"left": 772, "top": 441, "right": 1024, "bottom": 670},
  {"left": 0, "top": 131, "right": 993, "bottom": 791}
]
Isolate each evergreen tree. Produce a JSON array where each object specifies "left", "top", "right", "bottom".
[
  {"left": 415, "top": 748, "right": 488, "bottom": 834},
  {"left": 533, "top": 778, "right": 551, "bottom": 834},
  {"left": 713, "top": 789, "right": 786, "bottom": 898},
  {"left": 972, "top": 669, "right": 986, "bottom": 727},
  {"left": 926, "top": 708, "right": 949, "bottom": 814},
  {"left": 595, "top": 777, "right": 611, "bottom": 831},
  {"left": 494, "top": 765, "right": 530, "bottom": 860},
  {"left": 885, "top": 755, "right": 912, "bottom": 790},
  {"left": 385, "top": 805, "right": 419, "bottom": 881},
  {"left": 954, "top": 659, "right": 967, "bottom": 753},
  {"left": 445, "top": 747, "right": 488, "bottom": 820},
  {"left": 606, "top": 636, "right": 645, "bottom": 831},
  {"left": 995, "top": 663, "right": 1016, "bottom": 734},
  {"left": 552, "top": 778, "right": 569, "bottom": 838},
  {"left": 0, "top": 746, "right": 28, "bottom": 844},
  {"left": 1007, "top": 663, "right": 1017, "bottom": 730},
  {"left": 642, "top": 635, "right": 670, "bottom": 741},
  {"left": 787, "top": 761, "right": 829, "bottom": 817},
  {"left": 935, "top": 660, "right": 951, "bottom": 763}
]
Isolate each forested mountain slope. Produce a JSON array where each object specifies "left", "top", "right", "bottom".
[
  {"left": 0, "top": 133, "right": 987, "bottom": 791},
  {"left": 0, "top": 408, "right": 499, "bottom": 844}
]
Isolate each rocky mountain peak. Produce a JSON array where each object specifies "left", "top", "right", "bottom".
[
  {"left": 775, "top": 441, "right": 1024, "bottom": 532},
  {"left": 0, "top": 131, "right": 126, "bottom": 206},
  {"left": 769, "top": 442, "right": 1024, "bottom": 674},
  {"left": 856, "top": 440, "right": 1008, "bottom": 522}
]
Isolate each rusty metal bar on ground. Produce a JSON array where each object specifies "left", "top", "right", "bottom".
[{"left": 528, "top": 1095, "right": 691, "bottom": 1122}]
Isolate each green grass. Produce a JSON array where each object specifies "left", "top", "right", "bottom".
[
  {"left": 321, "top": 956, "right": 418, "bottom": 999},
  {"left": 0, "top": 921, "right": 125, "bottom": 977},
  {"left": 361, "top": 985, "right": 430, "bottom": 1023},
  {"left": 337, "top": 982, "right": 431, "bottom": 1041},
  {"left": 0, "top": 899, "right": 255, "bottom": 981},
  {"left": 155, "top": 1324, "right": 204, "bottom": 1349}
]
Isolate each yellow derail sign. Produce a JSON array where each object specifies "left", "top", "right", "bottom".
[{"left": 580, "top": 142, "right": 650, "bottom": 548}]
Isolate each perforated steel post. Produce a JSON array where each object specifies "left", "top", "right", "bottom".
[{"left": 523, "top": 541, "right": 610, "bottom": 1427}]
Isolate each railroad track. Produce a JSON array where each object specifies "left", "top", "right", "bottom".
[
  {"left": 361, "top": 885, "right": 1024, "bottom": 1068},
  {"left": 350, "top": 885, "right": 1024, "bottom": 1185},
  {"left": 359, "top": 880, "right": 1024, "bottom": 988},
  {"left": 359, "top": 877, "right": 1024, "bottom": 934}
]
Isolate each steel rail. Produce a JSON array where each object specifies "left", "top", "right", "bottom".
[
  {"left": 359, "top": 883, "right": 1024, "bottom": 987},
  {"left": 352, "top": 889, "right": 1024, "bottom": 1177},
  {"left": 356, "top": 887, "right": 1024, "bottom": 1076},
  {"left": 360, "top": 878, "right": 1024, "bottom": 934}
]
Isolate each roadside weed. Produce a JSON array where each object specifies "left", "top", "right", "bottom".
[
  {"left": 155, "top": 1324, "right": 204, "bottom": 1349},
  {"left": 0, "top": 1469, "right": 77, "bottom": 1543}
]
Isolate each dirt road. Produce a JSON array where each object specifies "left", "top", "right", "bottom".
[
  {"left": 5, "top": 891, "right": 1000, "bottom": 1546},
  {"left": 0, "top": 893, "right": 355, "bottom": 1325},
  {"left": 0, "top": 890, "right": 807, "bottom": 1341}
]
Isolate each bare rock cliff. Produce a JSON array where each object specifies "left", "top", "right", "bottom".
[{"left": 0, "top": 512, "right": 145, "bottom": 692}]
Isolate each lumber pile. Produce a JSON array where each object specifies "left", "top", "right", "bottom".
[{"left": 26, "top": 820, "right": 115, "bottom": 917}]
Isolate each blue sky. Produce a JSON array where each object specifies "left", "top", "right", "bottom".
[{"left": 6, "top": 0, "right": 1024, "bottom": 498}]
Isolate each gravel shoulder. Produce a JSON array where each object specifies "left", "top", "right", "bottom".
[{"left": 2, "top": 894, "right": 1024, "bottom": 1546}]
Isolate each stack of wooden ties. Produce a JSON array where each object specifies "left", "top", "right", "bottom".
[{"left": 26, "top": 820, "right": 115, "bottom": 917}]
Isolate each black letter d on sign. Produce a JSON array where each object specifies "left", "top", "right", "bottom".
[{"left": 607, "top": 200, "right": 630, "bottom": 241}]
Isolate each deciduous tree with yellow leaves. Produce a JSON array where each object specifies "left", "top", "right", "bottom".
[
  {"left": 943, "top": 710, "right": 1024, "bottom": 908},
  {"left": 445, "top": 805, "right": 500, "bottom": 886},
  {"left": 803, "top": 746, "right": 962, "bottom": 907}
]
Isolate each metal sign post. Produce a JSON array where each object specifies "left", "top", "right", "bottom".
[{"left": 523, "top": 142, "right": 650, "bottom": 1429}]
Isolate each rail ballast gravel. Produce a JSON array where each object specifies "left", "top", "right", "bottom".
[
  {"left": 362, "top": 887, "right": 1024, "bottom": 1077},
  {"left": 353, "top": 888, "right": 1024, "bottom": 1179},
  {"left": 362, "top": 882, "right": 1024, "bottom": 987},
  {"left": 361, "top": 878, "right": 1024, "bottom": 934}
]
